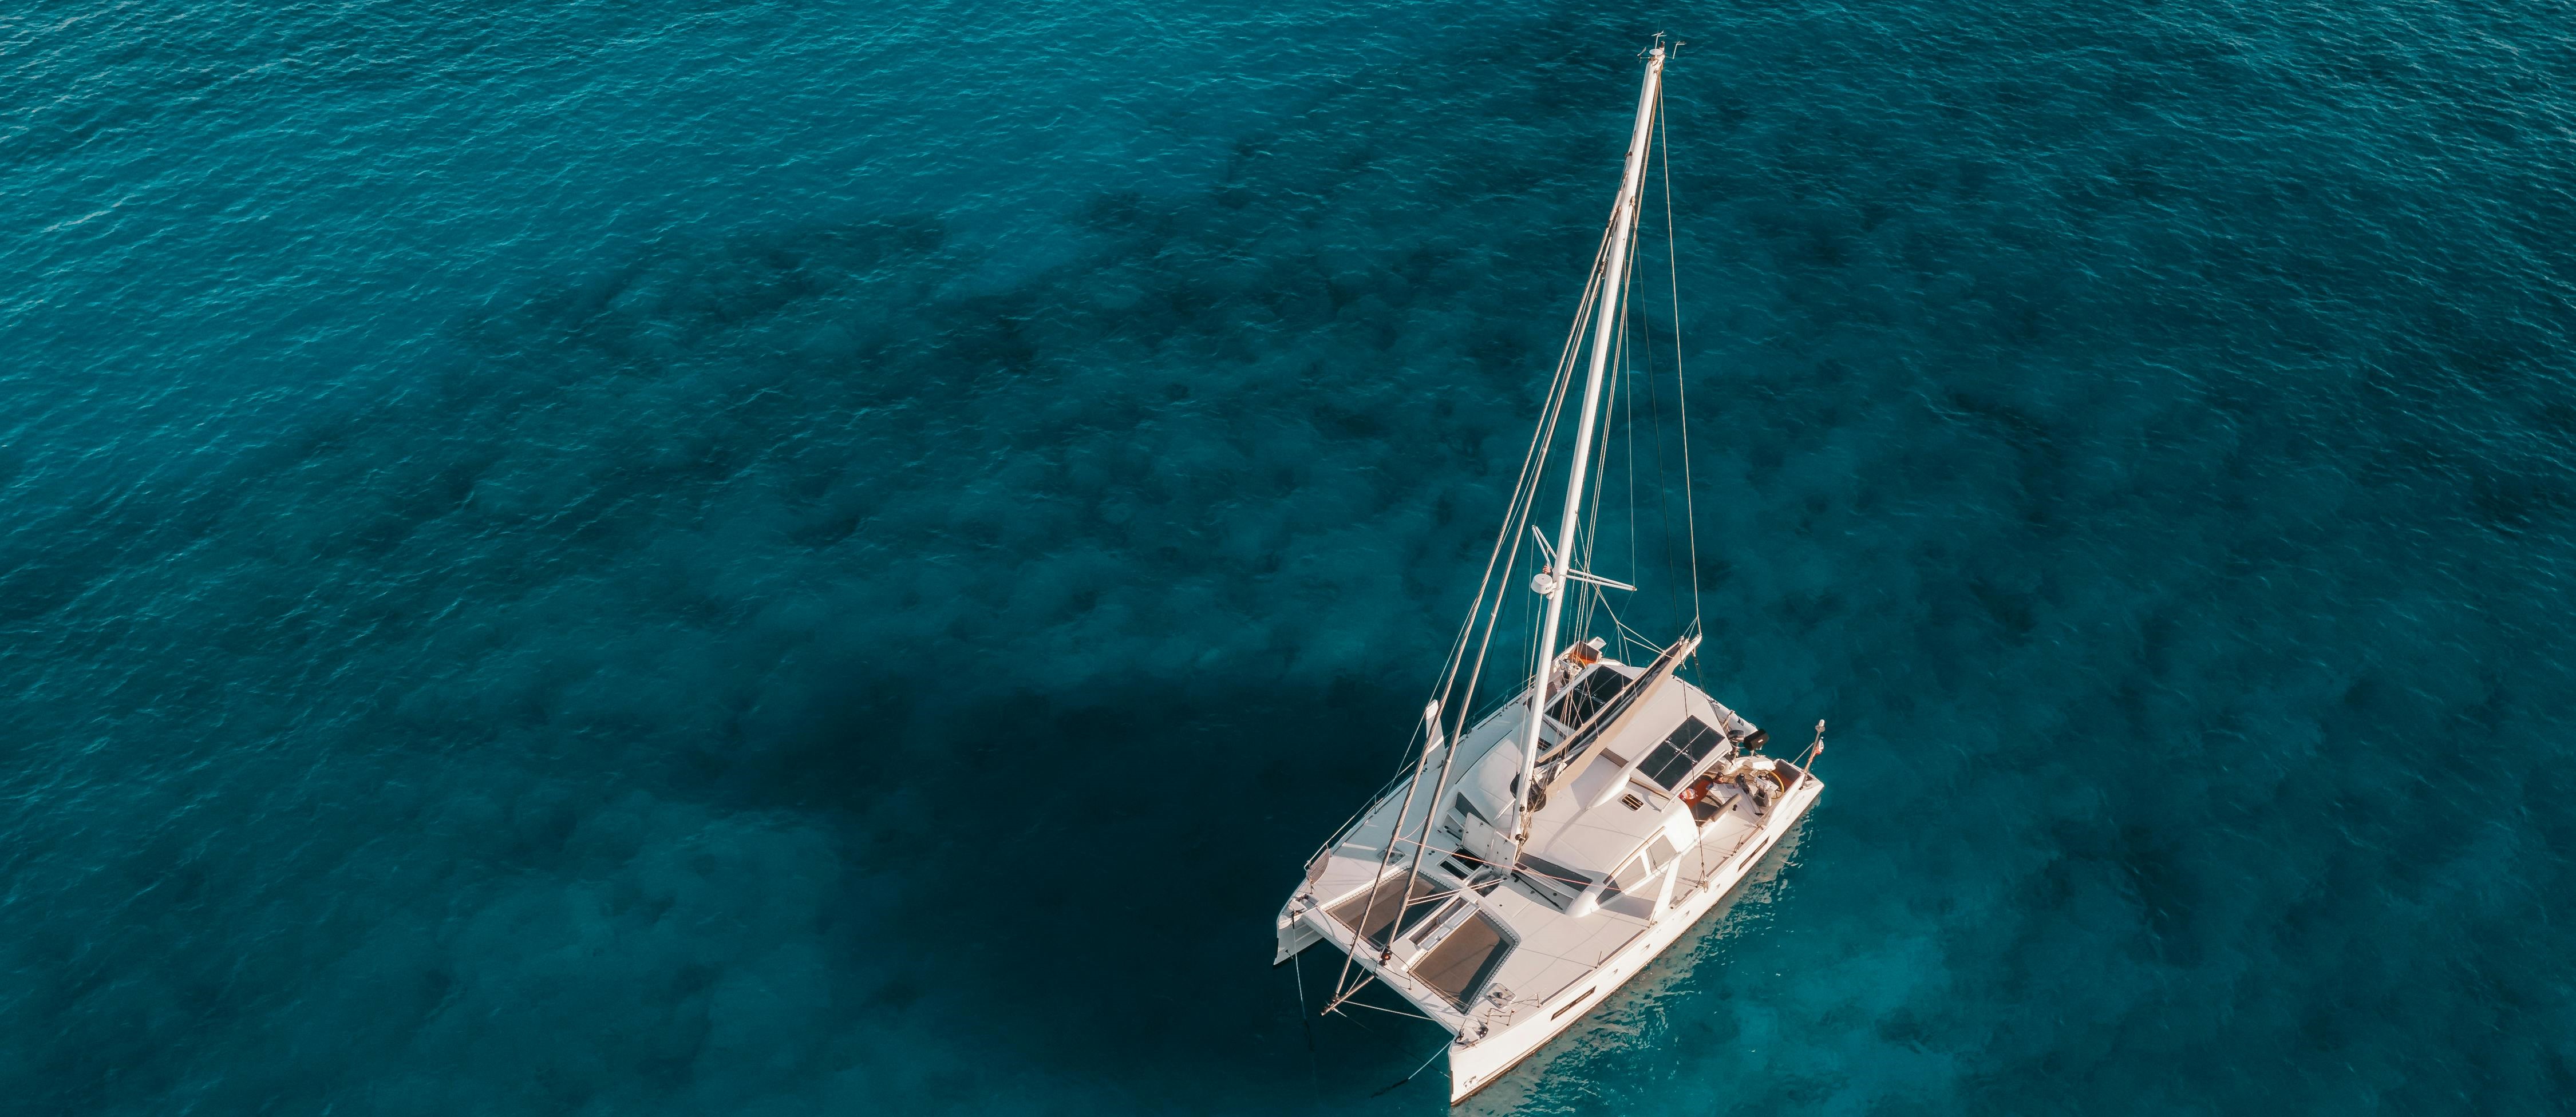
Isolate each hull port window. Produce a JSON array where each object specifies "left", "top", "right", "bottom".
[{"left": 1638, "top": 717, "right": 1726, "bottom": 790}]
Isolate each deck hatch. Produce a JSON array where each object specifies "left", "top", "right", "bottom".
[
  {"left": 1412, "top": 910, "right": 1514, "bottom": 1010},
  {"left": 1638, "top": 716, "right": 1725, "bottom": 790},
  {"left": 1328, "top": 873, "right": 1449, "bottom": 949},
  {"left": 1512, "top": 853, "right": 1591, "bottom": 912}
]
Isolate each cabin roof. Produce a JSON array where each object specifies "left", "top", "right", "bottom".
[{"left": 1301, "top": 663, "right": 1767, "bottom": 1019}]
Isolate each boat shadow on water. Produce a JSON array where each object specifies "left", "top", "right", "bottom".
[{"left": 697, "top": 660, "right": 1447, "bottom": 1098}]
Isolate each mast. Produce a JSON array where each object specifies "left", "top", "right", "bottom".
[{"left": 1514, "top": 43, "right": 1666, "bottom": 843}]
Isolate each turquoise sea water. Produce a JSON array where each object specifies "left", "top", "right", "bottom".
[{"left": 7, "top": 1, "right": 2575, "bottom": 1112}]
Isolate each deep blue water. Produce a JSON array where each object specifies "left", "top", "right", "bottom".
[{"left": 7, "top": 1, "right": 2576, "bottom": 1112}]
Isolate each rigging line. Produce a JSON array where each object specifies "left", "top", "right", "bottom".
[
  {"left": 1440, "top": 229, "right": 1609, "bottom": 725},
  {"left": 1634, "top": 132, "right": 1681, "bottom": 634},
  {"left": 1587, "top": 308, "right": 1623, "bottom": 639},
  {"left": 1513, "top": 55, "right": 1669, "bottom": 860},
  {"left": 1575, "top": 360, "right": 1611, "bottom": 643},
  {"left": 1330, "top": 744, "right": 1443, "bottom": 1002},
  {"left": 1311, "top": 763, "right": 1419, "bottom": 857},
  {"left": 1422, "top": 224, "right": 1614, "bottom": 732},
  {"left": 1578, "top": 217, "right": 1641, "bottom": 645},
  {"left": 1599, "top": 601, "right": 1668, "bottom": 670},
  {"left": 1423, "top": 302, "right": 1581, "bottom": 727},
  {"left": 1394, "top": 53, "right": 1666, "bottom": 958},
  {"left": 1617, "top": 304, "right": 1637, "bottom": 662},
  {"left": 1657, "top": 75, "right": 1706, "bottom": 656},
  {"left": 1593, "top": 591, "right": 1659, "bottom": 652},
  {"left": 1591, "top": 359, "right": 1619, "bottom": 643},
  {"left": 1574, "top": 319, "right": 1614, "bottom": 643},
  {"left": 1369, "top": 1035, "right": 1457, "bottom": 1098},
  {"left": 1558, "top": 156, "right": 1652, "bottom": 659},
  {"left": 1419, "top": 225, "right": 1617, "bottom": 866},
  {"left": 1322, "top": 968, "right": 1380, "bottom": 1015},
  {"left": 1349, "top": 492, "right": 1571, "bottom": 996},
  {"left": 1405, "top": 236, "right": 1609, "bottom": 900},
  {"left": 1615, "top": 251, "right": 1642, "bottom": 648},
  {"left": 1338, "top": 227, "right": 1614, "bottom": 1007},
  {"left": 1394, "top": 253, "right": 1600, "bottom": 777},
  {"left": 1345, "top": 997, "right": 1438, "bottom": 1023},
  {"left": 1624, "top": 217, "right": 1661, "bottom": 644},
  {"left": 1293, "top": 951, "right": 1323, "bottom": 1104},
  {"left": 1639, "top": 307, "right": 1682, "bottom": 635},
  {"left": 1342, "top": 704, "right": 1445, "bottom": 984},
  {"left": 1617, "top": 211, "right": 1653, "bottom": 646},
  {"left": 1341, "top": 608, "right": 1496, "bottom": 1000}
]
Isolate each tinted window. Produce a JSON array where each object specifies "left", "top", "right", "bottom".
[
  {"left": 1608, "top": 855, "right": 1649, "bottom": 894},
  {"left": 1637, "top": 718, "right": 1724, "bottom": 790},
  {"left": 1548, "top": 667, "right": 1632, "bottom": 727},
  {"left": 1647, "top": 833, "right": 1680, "bottom": 866}
]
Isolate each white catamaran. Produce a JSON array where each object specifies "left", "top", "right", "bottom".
[{"left": 1275, "top": 41, "right": 1825, "bottom": 1103}]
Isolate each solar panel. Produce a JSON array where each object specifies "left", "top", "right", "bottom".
[{"left": 1637, "top": 717, "right": 1724, "bottom": 790}]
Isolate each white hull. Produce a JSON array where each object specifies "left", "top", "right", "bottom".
[
  {"left": 1277, "top": 726, "right": 1823, "bottom": 1104},
  {"left": 1441, "top": 773, "right": 1821, "bottom": 1102}
]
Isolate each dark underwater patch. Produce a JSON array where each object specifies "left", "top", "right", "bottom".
[{"left": 6, "top": 0, "right": 2576, "bottom": 1114}]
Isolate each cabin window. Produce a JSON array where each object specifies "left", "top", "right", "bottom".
[
  {"left": 1609, "top": 854, "right": 1650, "bottom": 894},
  {"left": 1605, "top": 833, "right": 1682, "bottom": 906},
  {"left": 1600, "top": 851, "right": 1653, "bottom": 909},
  {"left": 1548, "top": 666, "right": 1633, "bottom": 727},
  {"left": 1637, "top": 717, "right": 1725, "bottom": 790},
  {"left": 1647, "top": 833, "right": 1680, "bottom": 868}
]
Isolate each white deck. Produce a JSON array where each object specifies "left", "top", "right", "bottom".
[{"left": 1276, "top": 656, "right": 1821, "bottom": 1102}]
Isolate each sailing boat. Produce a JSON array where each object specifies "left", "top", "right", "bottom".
[{"left": 1274, "top": 40, "right": 1824, "bottom": 1103}]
